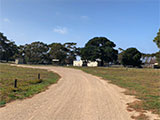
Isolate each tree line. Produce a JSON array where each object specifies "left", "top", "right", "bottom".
[{"left": 0, "top": 29, "right": 159, "bottom": 67}]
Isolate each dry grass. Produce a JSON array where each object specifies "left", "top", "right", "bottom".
[
  {"left": 131, "top": 113, "right": 150, "bottom": 120},
  {"left": 71, "top": 67, "right": 160, "bottom": 116},
  {"left": 0, "top": 63, "right": 60, "bottom": 107}
]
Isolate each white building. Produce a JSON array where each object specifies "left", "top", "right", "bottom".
[
  {"left": 15, "top": 58, "right": 24, "bottom": 64},
  {"left": 87, "top": 61, "right": 98, "bottom": 67},
  {"left": 73, "top": 60, "right": 98, "bottom": 67},
  {"left": 73, "top": 60, "right": 83, "bottom": 66}
]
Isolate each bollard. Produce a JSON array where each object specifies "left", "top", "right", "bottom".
[
  {"left": 14, "top": 79, "right": 17, "bottom": 88},
  {"left": 38, "top": 73, "right": 40, "bottom": 79}
]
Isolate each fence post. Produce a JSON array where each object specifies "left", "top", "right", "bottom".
[
  {"left": 14, "top": 79, "right": 17, "bottom": 88},
  {"left": 38, "top": 73, "right": 40, "bottom": 79}
]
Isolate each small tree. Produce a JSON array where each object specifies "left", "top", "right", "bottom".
[{"left": 121, "top": 48, "right": 142, "bottom": 67}]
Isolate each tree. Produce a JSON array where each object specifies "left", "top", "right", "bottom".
[
  {"left": 155, "top": 51, "right": 160, "bottom": 65},
  {"left": 118, "top": 48, "right": 124, "bottom": 64},
  {"left": 153, "top": 29, "right": 160, "bottom": 64},
  {"left": 0, "top": 32, "right": 18, "bottom": 62},
  {"left": 14, "top": 45, "right": 25, "bottom": 58},
  {"left": 153, "top": 29, "right": 160, "bottom": 49},
  {"left": 49, "top": 43, "right": 67, "bottom": 65},
  {"left": 64, "top": 42, "right": 77, "bottom": 65},
  {"left": 121, "top": 48, "right": 142, "bottom": 67},
  {"left": 23, "top": 42, "right": 49, "bottom": 64},
  {"left": 81, "top": 37, "right": 118, "bottom": 66}
]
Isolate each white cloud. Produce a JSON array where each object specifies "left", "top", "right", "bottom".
[
  {"left": 3, "top": 18, "right": 11, "bottom": 23},
  {"left": 81, "top": 16, "right": 89, "bottom": 20},
  {"left": 53, "top": 26, "right": 68, "bottom": 34}
]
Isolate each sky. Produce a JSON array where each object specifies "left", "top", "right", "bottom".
[{"left": 0, "top": 0, "right": 159, "bottom": 54}]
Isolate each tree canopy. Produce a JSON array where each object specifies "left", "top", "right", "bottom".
[
  {"left": 0, "top": 32, "right": 158, "bottom": 67},
  {"left": 81, "top": 37, "right": 118, "bottom": 66},
  {"left": 64, "top": 42, "right": 78, "bottom": 64},
  {"left": 48, "top": 42, "right": 78, "bottom": 65},
  {"left": 156, "top": 51, "right": 160, "bottom": 64},
  {"left": 49, "top": 43, "right": 67, "bottom": 65},
  {"left": 153, "top": 29, "right": 160, "bottom": 49},
  {"left": 0, "top": 32, "right": 18, "bottom": 61},
  {"left": 121, "top": 48, "right": 142, "bottom": 67},
  {"left": 22, "top": 42, "right": 49, "bottom": 64},
  {"left": 153, "top": 29, "right": 160, "bottom": 65}
]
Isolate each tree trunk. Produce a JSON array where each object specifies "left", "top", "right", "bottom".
[{"left": 100, "top": 60, "right": 104, "bottom": 66}]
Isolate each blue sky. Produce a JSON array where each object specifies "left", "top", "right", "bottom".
[{"left": 0, "top": 0, "right": 159, "bottom": 54}]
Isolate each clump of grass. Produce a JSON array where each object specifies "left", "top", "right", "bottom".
[
  {"left": 131, "top": 113, "right": 149, "bottom": 120},
  {"left": 127, "top": 100, "right": 145, "bottom": 113},
  {"left": 0, "top": 100, "right": 6, "bottom": 107},
  {"left": 28, "top": 79, "right": 43, "bottom": 84},
  {"left": 0, "top": 63, "right": 60, "bottom": 107},
  {"left": 71, "top": 67, "right": 160, "bottom": 116}
]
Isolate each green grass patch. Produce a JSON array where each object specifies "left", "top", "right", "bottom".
[
  {"left": 70, "top": 67, "right": 160, "bottom": 116},
  {"left": 0, "top": 63, "right": 60, "bottom": 106}
]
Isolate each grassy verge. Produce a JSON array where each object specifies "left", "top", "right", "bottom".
[
  {"left": 70, "top": 67, "right": 160, "bottom": 116},
  {"left": 0, "top": 64, "right": 60, "bottom": 107}
]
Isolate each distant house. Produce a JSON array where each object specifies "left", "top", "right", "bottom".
[
  {"left": 141, "top": 56, "right": 159, "bottom": 68},
  {"left": 87, "top": 61, "right": 98, "bottom": 67},
  {"left": 73, "top": 60, "right": 98, "bottom": 67},
  {"left": 52, "top": 59, "right": 60, "bottom": 65},
  {"left": 73, "top": 60, "right": 83, "bottom": 66},
  {"left": 15, "top": 58, "right": 24, "bottom": 64}
]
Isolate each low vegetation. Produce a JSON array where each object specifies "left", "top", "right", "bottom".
[
  {"left": 72, "top": 67, "right": 160, "bottom": 116},
  {"left": 0, "top": 64, "right": 60, "bottom": 107}
]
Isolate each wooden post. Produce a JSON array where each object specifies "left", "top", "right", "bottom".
[
  {"left": 38, "top": 73, "right": 40, "bottom": 79},
  {"left": 14, "top": 79, "right": 17, "bottom": 88}
]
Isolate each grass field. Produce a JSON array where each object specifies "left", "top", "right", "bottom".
[
  {"left": 72, "top": 67, "right": 160, "bottom": 116},
  {"left": 0, "top": 64, "right": 60, "bottom": 107}
]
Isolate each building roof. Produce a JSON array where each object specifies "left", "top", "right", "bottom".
[{"left": 141, "top": 57, "right": 157, "bottom": 64}]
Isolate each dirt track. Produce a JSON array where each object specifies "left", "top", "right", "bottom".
[{"left": 0, "top": 66, "right": 159, "bottom": 120}]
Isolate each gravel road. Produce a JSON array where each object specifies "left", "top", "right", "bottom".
[{"left": 0, "top": 66, "right": 159, "bottom": 120}]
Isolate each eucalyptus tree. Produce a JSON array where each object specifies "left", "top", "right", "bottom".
[{"left": 81, "top": 37, "right": 118, "bottom": 66}]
